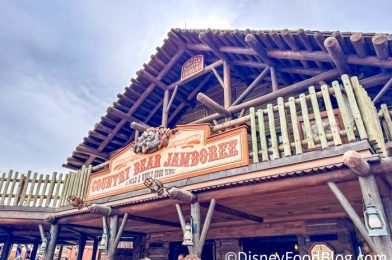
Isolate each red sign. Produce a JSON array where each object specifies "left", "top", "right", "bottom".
[{"left": 85, "top": 124, "right": 248, "bottom": 200}]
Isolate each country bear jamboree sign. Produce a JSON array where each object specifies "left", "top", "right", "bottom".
[{"left": 85, "top": 124, "right": 249, "bottom": 200}]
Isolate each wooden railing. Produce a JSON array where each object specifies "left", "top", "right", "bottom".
[
  {"left": 0, "top": 166, "right": 90, "bottom": 208},
  {"left": 379, "top": 104, "right": 392, "bottom": 143},
  {"left": 249, "top": 74, "right": 387, "bottom": 163}
]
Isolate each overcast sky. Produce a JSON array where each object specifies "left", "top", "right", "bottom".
[{"left": 0, "top": 0, "right": 391, "bottom": 174}]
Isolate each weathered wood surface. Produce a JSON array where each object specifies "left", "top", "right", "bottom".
[
  {"left": 0, "top": 167, "right": 89, "bottom": 208},
  {"left": 247, "top": 74, "right": 389, "bottom": 162}
]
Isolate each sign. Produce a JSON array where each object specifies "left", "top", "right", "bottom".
[
  {"left": 86, "top": 124, "right": 248, "bottom": 200},
  {"left": 310, "top": 243, "right": 334, "bottom": 260},
  {"left": 181, "top": 55, "right": 204, "bottom": 81}
]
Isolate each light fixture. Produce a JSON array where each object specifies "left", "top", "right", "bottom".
[
  {"left": 363, "top": 204, "right": 388, "bottom": 237},
  {"left": 38, "top": 237, "right": 48, "bottom": 252},
  {"left": 144, "top": 178, "right": 167, "bottom": 197},
  {"left": 99, "top": 232, "right": 108, "bottom": 250},
  {"left": 182, "top": 215, "right": 194, "bottom": 246}
]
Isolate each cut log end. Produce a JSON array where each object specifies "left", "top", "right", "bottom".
[
  {"left": 350, "top": 32, "right": 363, "bottom": 42},
  {"left": 324, "top": 36, "right": 339, "bottom": 48},
  {"left": 343, "top": 150, "right": 370, "bottom": 176},
  {"left": 372, "top": 33, "right": 388, "bottom": 45}
]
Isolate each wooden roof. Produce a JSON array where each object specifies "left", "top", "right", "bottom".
[{"left": 64, "top": 28, "right": 392, "bottom": 169}]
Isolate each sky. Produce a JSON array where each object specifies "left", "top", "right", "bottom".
[{"left": 0, "top": 0, "right": 391, "bottom": 174}]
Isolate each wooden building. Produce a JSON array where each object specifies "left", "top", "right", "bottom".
[{"left": 1, "top": 28, "right": 392, "bottom": 260}]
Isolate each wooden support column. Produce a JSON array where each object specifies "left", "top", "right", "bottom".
[
  {"left": 30, "top": 241, "right": 39, "bottom": 260},
  {"left": 327, "top": 182, "right": 377, "bottom": 253},
  {"left": 0, "top": 235, "right": 12, "bottom": 260},
  {"left": 106, "top": 213, "right": 129, "bottom": 260},
  {"left": 162, "top": 89, "right": 169, "bottom": 127},
  {"left": 43, "top": 224, "right": 60, "bottom": 260},
  {"left": 324, "top": 37, "right": 350, "bottom": 74},
  {"left": 77, "top": 233, "right": 87, "bottom": 260},
  {"left": 343, "top": 150, "right": 392, "bottom": 258},
  {"left": 91, "top": 239, "right": 99, "bottom": 260},
  {"left": 270, "top": 66, "right": 278, "bottom": 92},
  {"left": 58, "top": 245, "right": 63, "bottom": 260},
  {"left": 223, "top": 61, "right": 231, "bottom": 109},
  {"left": 175, "top": 199, "right": 216, "bottom": 258}
]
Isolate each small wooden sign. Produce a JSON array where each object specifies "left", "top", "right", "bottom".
[
  {"left": 310, "top": 243, "right": 334, "bottom": 260},
  {"left": 85, "top": 124, "right": 248, "bottom": 200},
  {"left": 181, "top": 55, "right": 204, "bottom": 81}
]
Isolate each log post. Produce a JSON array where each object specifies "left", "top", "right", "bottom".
[
  {"left": 0, "top": 235, "right": 12, "bottom": 260},
  {"left": 43, "top": 224, "right": 60, "bottom": 260},
  {"left": 175, "top": 199, "right": 215, "bottom": 259},
  {"left": 30, "top": 241, "right": 39, "bottom": 260},
  {"left": 58, "top": 245, "right": 63, "bottom": 260},
  {"left": 327, "top": 182, "right": 377, "bottom": 253},
  {"left": 343, "top": 150, "right": 392, "bottom": 258},
  {"left": 223, "top": 61, "right": 231, "bottom": 109},
  {"left": 324, "top": 37, "right": 350, "bottom": 74},
  {"left": 91, "top": 238, "right": 99, "bottom": 260},
  {"left": 106, "top": 214, "right": 129, "bottom": 260},
  {"left": 270, "top": 66, "right": 278, "bottom": 92},
  {"left": 162, "top": 89, "right": 169, "bottom": 127},
  {"left": 77, "top": 233, "right": 87, "bottom": 260}
]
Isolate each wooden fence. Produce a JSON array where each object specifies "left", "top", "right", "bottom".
[
  {"left": 379, "top": 104, "right": 392, "bottom": 142},
  {"left": 249, "top": 74, "right": 387, "bottom": 163},
  {"left": 0, "top": 166, "right": 90, "bottom": 208}
]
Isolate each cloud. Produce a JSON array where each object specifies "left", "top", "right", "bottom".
[{"left": 0, "top": 0, "right": 390, "bottom": 174}]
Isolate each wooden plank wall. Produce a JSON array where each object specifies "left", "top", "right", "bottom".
[
  {"left": 0, "top": 166, "right": 90, "bottom": 208},
  {"left": 249, "top": 74, "right": 387, "bottom": 163}
]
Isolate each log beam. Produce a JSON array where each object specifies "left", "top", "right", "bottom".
[
  {"left": 350, "top": 33, "right": 367, "bottom": 58},
  {"left": 327, "top": 182, "right": 377, "bottom": 253},
  {"left": 324, "top": 37, "right": 350, "bottom": 74},
  {"left": 200, "top": 202, "right": 263, "bottom": 223},
  {"left": 232, "top": 67, "right": 270, "bottom": 106},
  {"left": 223, "top": 61, "right": 231, "bottom": 109},
  {"left": 162, "top": 89, "right": 169, "bottom": 127},
  {"left": 43, "top": 224, "right": 60, "bottom": 260},
  {"left": 197, "top": 93, "right": 231, "bottom": 117},
  {"left": 373, "top": 76, "right": 392, "bottom": 103},
  {"left": 372, "top": 34, "right": 390, "bottom": 60},
  {"left": 192, "top": 69, "right": 339, "bottom": 123},
  {"left": 342, "top": 150, "right": 370, "bottom": 177},
  {"left": 270, "top": 66, "right": 279, "bottom": 92},
  {"left": 199, "top": 31, "right": 225, "bottom": 60},
  {"left": 245, "top": 34, "right": 273, "bottom": 66},
  {"left": 130, "top": 122, "right": 150, "bottom": 132}
]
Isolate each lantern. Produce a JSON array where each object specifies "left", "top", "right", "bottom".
[
  {"left": 38, "top": 237, "right": 48, "bottom": 252},
  {"left": 144, "top": 178, "right": 166, "bottom": 197},
  {"left": 182, "top": 216, "right": 194, "bottom": 246},
  {"left": 99, "top": 230, "right": 108, "bottom": 250},
  {"left": 364, "top": 204, "right": 388, "bottom": 237}
]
